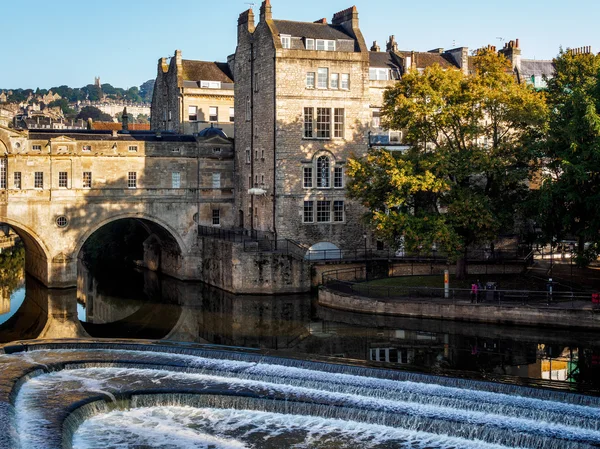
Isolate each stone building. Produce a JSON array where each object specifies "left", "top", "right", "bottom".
[
  {"left": 151, "top": 50, "right": 235, "bottom": 136},
  {"left": 233, "top": 2, "right": 376, "bottom": 251}
]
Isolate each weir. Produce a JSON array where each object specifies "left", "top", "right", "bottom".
[{"left": 2, "top": 341, "right": 600, "bottom": 449}]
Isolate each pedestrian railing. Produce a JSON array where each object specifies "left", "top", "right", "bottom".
[{"left": 322, "top": 267, "right": 597, "bottom": 309}]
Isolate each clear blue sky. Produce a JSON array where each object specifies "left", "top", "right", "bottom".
[{"left": 1, "top": 0, "right": 598, "bottom": 90}]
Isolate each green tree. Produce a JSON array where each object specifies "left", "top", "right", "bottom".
[
  {"left": 76, "top": 106, "right": 113, "bottom": 122},
  {"left": 139, "top": 80, "right": 154, "bottom": 103},
  {"left": 48, "top": 98, "right": 75, "bottom": 116},
  {"left": 348, "top": 50, "right": 547, "bottom": 277},
  {"left": 537, "top": 50, "right": 600, "bottom": 264}
]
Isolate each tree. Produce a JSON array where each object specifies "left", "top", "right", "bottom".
[
  {"left": 537, "top": 50, "right": 600, "bottom": 265},
  {"left": 76, "top": 106, "right": 113, "bottom": 122},
  {"left": 48, "top": 98, "right": 75, "bottom": 116},
  {"left": 139, "top": 80, "right": 155, "bottom": 103},
  {"left": 347, "top": 50, "right": 547, "bottom": 277}
]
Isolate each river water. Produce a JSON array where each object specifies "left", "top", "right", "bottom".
[{"left": 1, "top": 259, "right": 599, "bottom": 396}]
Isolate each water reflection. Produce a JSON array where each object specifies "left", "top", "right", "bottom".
[{"left": 1, "top": 262, "right": 600, "bottom": 394}]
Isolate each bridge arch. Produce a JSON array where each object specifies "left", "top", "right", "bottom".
[
  {"left": 74, "top": 212, "right": 188, "bottom": 278},
  {"left": 0, "top": 217, "right": 52, "bottom": 285}
]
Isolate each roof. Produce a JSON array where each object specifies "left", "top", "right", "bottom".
[
  {"left": 397, "top": 51, "right": 458, "bottom": 69},
  {"left": 28, "top": 130, "right": 197, "bottom": 142},
  {"left": 520, "top": 59, "right": 555, "bottom": 77},
  {"left": 198, "top": 125, "right": 228, "bottom": 139},
  {"left": 92, "top": 122, "right": 151, "bottom": 131},
  {"left": 181, "top": 60, "right": 233, "bottom": 83},
  {"left": 272, "top": 20, "right": 353, "bottom": 41},
  {"left": 369, "top": 51, "right": 400, "bottom": 69}
]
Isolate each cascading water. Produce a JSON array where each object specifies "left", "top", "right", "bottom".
[{"left": 1, "top": 342, "right": 599, "bottom": 449}]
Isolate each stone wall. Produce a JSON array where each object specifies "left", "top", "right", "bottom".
[
  {"left": 199, "top": 237, "right": 311, "bottom": 294},
  {"left": 319, "top": 288, "right": 600, "bottom": 330}
]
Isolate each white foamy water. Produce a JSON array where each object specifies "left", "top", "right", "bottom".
[{"left": 72, "top": 406, "right": 514, "bottom": 449}]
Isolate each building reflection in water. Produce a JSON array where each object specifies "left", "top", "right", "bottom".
[{"left": 0, "top": 260, "right": 599, "bottom": 393}]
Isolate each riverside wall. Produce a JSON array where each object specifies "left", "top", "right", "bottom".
[{"left": 318, "top": 288, "right": 600, "bottom": 330}]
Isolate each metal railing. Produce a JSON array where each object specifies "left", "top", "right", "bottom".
[{"left": 322, "top": 267, "right": 598, "bottom": 310}]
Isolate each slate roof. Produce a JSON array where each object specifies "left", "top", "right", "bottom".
[
  {"left": 369, "top": 51, "right": 400, "bottom": 69},
  {"left": 29, "top": 130, "right": 197, "bottom": 142},
  {"left": 181, "top": 60, "right": 234, "bottom": 83},
  {"left": 520, "top": 59, "right": 555, "bottom": 77},
  {"left": 272, "top": 20, "right": 354, "bottom": 40},
  {"left": 397, "top": 51, "right": 457, "bottom": 69}
]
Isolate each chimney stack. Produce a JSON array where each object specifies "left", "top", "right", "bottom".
[
  {"left": 238, "top": 8, "right": 255, "bottom": 33},
  {"left": 122, "top": 107, "right": 129, "bottom": 132},
  {"left": 314, "top": 18, "right": 327, "bottom": 24},
  {"left": 259, "top": 0, "right": 272, "bottom": 22},
  {"left": 331, "top": 5, "right": 359, "bottom": 28},
  {"left": 386, "top": 35, "right": 398, "bottom": 52},
  {"left": 371, "top": 41, "right": 380, "bottom": 52}
]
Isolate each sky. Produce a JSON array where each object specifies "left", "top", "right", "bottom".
[{"left": 1, "top": 0, "right": 598, "bottom": 90}]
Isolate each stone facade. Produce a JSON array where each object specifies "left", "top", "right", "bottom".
[
  {"left": 234, "top": 3, "right": 375, "bottom": 251},
  {"left": 0, "top": 124, "right": 234, "bottom": 287},
  {"left": 151, "top": 50, "right": 235, "bottom": 137}
]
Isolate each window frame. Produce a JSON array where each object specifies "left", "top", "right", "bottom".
[
  {"left": 303, "top": 201, "right": 314, "bottom": 223},
  {"left": 188, "top": 105, "right": 198, "bottom": 121},
  {"left": 306, "top": 72, "right": 315, "bottom": 89},
  {"left": 333, "top": 200, "right": 345, "bottom": 222},
  {"left": 172, "top": 172, "right": 181, "bottom": 189},
  {"left": 212, "top": 173, "right": 221, "bottom": 189},
  {"left": 303, "top": 167, "right": 313, "bottom": 188},
  {"left": 128, "top": 172, "right": 137, "bottom": 189},
  {"left": 82, "top": 171, "right": 92, "bottom": 189},
  {"left": 32, "top": 144, "right": 42, "bottom": 151},
  {"left": 316, "top": 108, "right": 331, "bottom": 139},
  {"left": 280, "top": 34, "right": 291, "bottom": 49},
  {"left": 316, "top": 200, "right": 331, "bottom": 223},
  {"left": 209, "top": 106, "right": 218, "bottom": 122},
  {"left": 333, "top": 108, "right": 345, "bottom": 138},
  {"left": 229, "top": 107, "right": 235, "bottom": 122},
  {"left": 317, "top": 67, "right": 329, "bottom": 89},
  {"left": 13, "top": 172, "right": 21, "bottom": 189},
  {"left": 34, "top": 172, "right": 43, "bottom": 189},
  {"left": 305, "top": 38, "right": 315, "bottom": 50},
  {"left": 128, "top": 145, "right": 138, "bottom": 153},
  {"left": 58, "top": 171, "right": 68, "bottom": 188},
  {"left": 212, "top": 209, "right": 221, "bottom": 226},
  {"left": 303, "top": 107, "right": 314, "bottom": 138},
  {"left": 341, "top": 73, "right": 350, "bottom": 90},
  {"left": 334, "top": 166, "right": 344, "bottom": 188},
  {"left": 316, "top": 155, "right": 330, "bottom": 188}
]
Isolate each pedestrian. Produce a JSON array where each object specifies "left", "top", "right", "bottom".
[{"left": 470, "top": 282, "right": 478, "bottom": 304}]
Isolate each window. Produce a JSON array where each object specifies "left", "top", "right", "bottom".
[
  {"left": 334, "top": 167, "right": 344, "bottom": 188},
  {"left": 212, "top": 209, "right": 220, "bottom": 226},
  {"left": 32, "top": 144, "right": 42, "bottom": 151},
  {"left": 389, "top": 131, "right": 402, "bottom": 143},
  {"left": 372, "top": 108, "right": 381, "bottom": 128},
  {"left": 316, "top": 108, "right": 331, "bottom": 138},
  {"left": 83, "top": 172, "right": 92, "bottom": 189},
  {"left": 303, "top": 107, "right": 314, "bottom": 138},
  {"left": 330, "top": 73, "right": 339, "bottom": 89},
  {"left": 369, "top": 68, "right": 390, "bottom": 81},
  {"left": 254, "top": 72, "right": 259, "bottom": 92},
  {"left": 317, "top": 201, "right": 331, "bottom": 222},
  {"left": 248, "top": 176, "right": 252, "bottom": 189},
  {"left": 245, "top": 148, "right": 251, "bottom": 164},
  {"left": 209, "top": 107, "right": 218, "bottom": 122},
  {"left": 58, "top": 171, "right": 68, "bottom": 188},
  {"left": 128, "top": 145, "right": 138, "bottom": 152},
  {"left": 261, "top": 149, "right": 265, "bottom": 160},
  {"left": 306, "top": 72, "right": 315, "bottom": 89},
  {"left": 212, "top": 173, "right": 221, "bottom": 188},
  {"left": 280, "top": 35, "right": 291, "bottom": 49},
  {"left": 334, "top": 108, "right": 344, "bottom": 138},
  {"left": 14, "top": 172, "right": 21, "bottom": 189},
  {"left": 200, "top": 80, "right": 221, "bottom": 89},
  {"left": 317, "top": 68, "right": 329, "bottom": 89},
  {"left": 316, "top": 156, "right": 330, "bottom": 188},
  {"left": 341, "top": 74, "right": 350, "bottom": 89},
  {"left": 56, "top": 216, "right": 68, "bottom": 228},
  {"left": 333, "top": 201, "right": 345, "bottom": 222},
  {"left": 303, "top": 167, "right": 313, "bottom": 188},
  {"left": 255, "top": 150, "right": 258, "bottom": 161},
  {"left": 261, "top": 174, "right": 265, "bottom": 185},
  {"left": 303, "top": 201, "right": 314, "bottom": 223},
  {"left": 305, "top": 38, "right": 314, "bottom": 50},
  {"left": 188, "top": 106, "right": 198, "bottom": 121},
  {"left": 213, "top": 147, "right": 222, "bottom": 154},
  {"left": 229, "top": 107, "right": 235, "bottom": 122},
  {"left": 0, "top": 159, "right": 5, "bottom": 189},
  {"left": 34, "top": 172, "right": 43, "bottom": 189},
  {"left": 172, "top": 172, "right": 181, "bottom": 188},
  {"left": 82, "top": 145, "right": 91, "bottom": 152},
  {"left": 128, "top": 172, "right": 137, "bottom": 189},
  {"left": 246, "top": 97, "right": 251, "bottom": 121},
  {"left": 316, "top": 39, "right": 336, "bottom": 51}
]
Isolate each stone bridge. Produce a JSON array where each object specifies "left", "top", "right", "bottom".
[{"left": 0, "top": 125, "right": 235, "bottom": 288}]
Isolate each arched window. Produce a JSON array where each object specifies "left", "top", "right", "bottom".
[{"left": 316, "top": 155, "right": 330, "bottom": 188}]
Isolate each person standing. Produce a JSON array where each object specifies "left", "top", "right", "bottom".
[{"left": 471, "top": 282, "right": 478, "bottom": 304}]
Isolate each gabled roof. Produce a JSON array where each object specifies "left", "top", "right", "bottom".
[
  {"left": 181, "top": 60, "right": 234, "bottom": 83},
  {"left": 369, "top": 51, "right": 400, "bottom": 69},
  {"left": 520, "top": 59, "right": 555, "bottom": 77},
  {"left": 272, "top": 19, "right": 353, "bottom": 41},
  {"left": 397, "top": 51, "right": 458, "bottom": 69}
]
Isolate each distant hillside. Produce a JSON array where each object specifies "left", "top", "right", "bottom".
[{"left": 0, "top": 80, "right": 154, "bottom": 105}]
